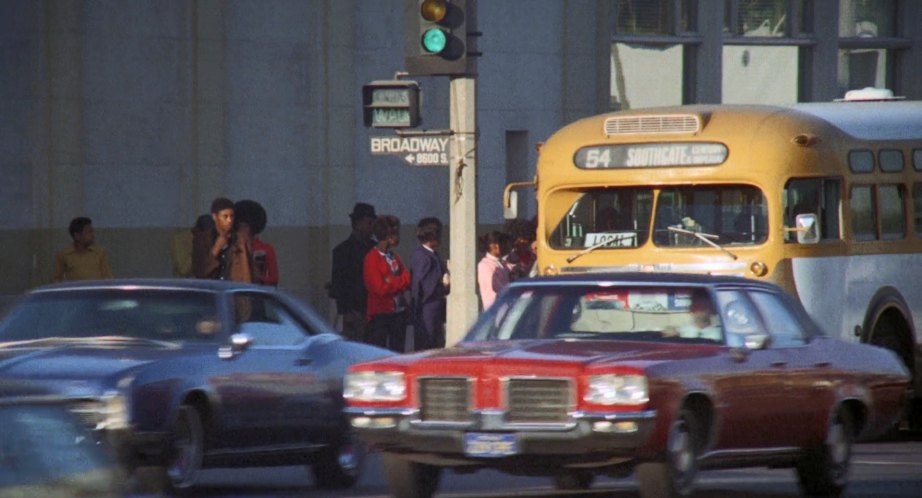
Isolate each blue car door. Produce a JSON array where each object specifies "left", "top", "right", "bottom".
[{"left": 209, "top": 291, "right": 329, "bottom": 451}]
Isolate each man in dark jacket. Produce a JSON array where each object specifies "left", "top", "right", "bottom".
[
  {"left": 330, "top": 202, "right": 376, "bottom": 342},
  {"left": 410, "top": 217, "right": 449, "bottom": 350}
]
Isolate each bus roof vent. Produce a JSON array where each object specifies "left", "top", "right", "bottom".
[{"left": 604, "top": 114, "right": 701, "bottom": 136}]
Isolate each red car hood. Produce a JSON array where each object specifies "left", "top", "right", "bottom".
[{"left": 360, "top": 339, "right": 722, "bottom": 374}]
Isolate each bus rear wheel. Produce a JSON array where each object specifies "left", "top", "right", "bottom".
[{"left": 870, "top": 312, "right": 920, "bottom": 431}]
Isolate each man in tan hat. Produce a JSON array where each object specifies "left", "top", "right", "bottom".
[{"left": 330, "top": 202, "right": 377, "bottom": 341}]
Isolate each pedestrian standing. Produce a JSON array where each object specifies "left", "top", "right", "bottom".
[
  {"left": 330, "top": 202, "right": 377, "bottom": 341},
  {"left": 410, "top": 217, "right": 449, "bottom": 350},
  {"left": 234, "top": 200, "right": 278, "bottom": 286},
  {"left": 192, "top": 197, "right": 255, "bottom": 282},
  {"left": 504, "top": 217, "right": 537, "bottom": 280},
  {"left": 53, "top": 217, "right": 114, "bottom": 282},
  {"left": 364, "top": 214, "right": 410, "bottom": 352},
  {"left": 477, "top": 231, "right": 513, "bottom": 311}
]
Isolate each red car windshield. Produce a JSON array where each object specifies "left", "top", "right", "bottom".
[{"left": 464, "top": 285, "right": 723, "bottom": 345}]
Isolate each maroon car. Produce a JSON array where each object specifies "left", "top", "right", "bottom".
[{"left": 344, "top": 273, "right": 909, "bottom": 498}]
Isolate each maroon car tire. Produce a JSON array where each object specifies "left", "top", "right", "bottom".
[
  {"left": 795, "top": 408, "right": 853, "bottom": 497},
  {"left": 635, "top": 409, "right": 699, "bottom": 498},
  {"left": 381, "top": 452, "right": 441, "bottom": 498},
  {"left": 553, "top": 470, "right": 594, "bottom": 490}
]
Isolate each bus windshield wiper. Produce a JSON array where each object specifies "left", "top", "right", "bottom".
[
  {"left": 667, "top": 226, "right": 738, "bottom": 260},
  {"left": 566, "top": 232, "right": 634, "bottom": 263}
]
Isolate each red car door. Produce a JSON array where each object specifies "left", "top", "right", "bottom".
[
  {"left": 748, "top": 290, "right": 833, "bottom": 447},
  {"left": 707, "top": 290, "right": 800, "bottom": 450}
]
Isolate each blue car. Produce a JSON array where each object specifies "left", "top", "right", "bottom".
[
  {"left": 0, "top": 380, "right": 124, "bottom": 498},
  {"left": 0, "top": 279, "right": 392, "bottom": 493}
]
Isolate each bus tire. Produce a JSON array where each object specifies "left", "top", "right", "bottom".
[{"left": 864, "top": 290, "right": 919, "bottom": 432}]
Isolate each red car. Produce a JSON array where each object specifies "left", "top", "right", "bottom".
[{"left": 343, "top": 273, "right": 909, "bottom": 498}]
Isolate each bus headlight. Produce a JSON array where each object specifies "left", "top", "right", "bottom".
[
  {"left": 344, "top": 371, "right": 407, "bottom": 402},
  {"left": 584, "top": 374, "right": 648, "bottom": 405},
  {"left": 749, "top": 260, "right": 768, "bottom": 277}
]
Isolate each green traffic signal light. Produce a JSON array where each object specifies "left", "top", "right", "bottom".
[
  {"left": 421, "top": 28, "right": 447, "bottom": 53},
  {"left": 405, "top": 0, "right": 469, "bottom": 76}
]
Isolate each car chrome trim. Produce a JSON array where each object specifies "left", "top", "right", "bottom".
[
  {"left": 573, "top": 409, "right": 657, "bottom": 421},
  {"left": 345, "top": 406, "right": 657, "bottom": 432},
  {"left": 416, "top": 375, "right": 474, "bottom": 423},
  {"left": 500, "top": 376, "right": 576, "bottom": 424},
  {"left": 344, "top": 407, "right": 418, "bottom": 417},
  {"left": 205, "top": 442, "right": 327, "bottom": 458}
]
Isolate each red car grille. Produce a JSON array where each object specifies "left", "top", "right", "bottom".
[
  {"left": 506, "top": 378, "right": 572, "bottom": 423},
  {"left": 418, "top": 377, "right": 470, "bottom": 422}
]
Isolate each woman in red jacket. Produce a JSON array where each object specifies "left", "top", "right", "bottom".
[{"left": 363, "top": 214, "right": 411, "bottom": 352}]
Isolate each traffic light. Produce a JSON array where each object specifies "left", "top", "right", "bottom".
[
  {"left": 362, "top": 80, "right": 421, "bottom": 128},
  {"left": 405, "top": 0, "right": 468, "bottom": 76}
]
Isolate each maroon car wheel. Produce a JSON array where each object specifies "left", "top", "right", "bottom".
[
  {"left": 635, "top": 409, "right": 699, "bottom": 498},
  {"left": 553, "top": 470, "right": 594, "bottom": 490},
  {"left": 796, "top": 408, "right": 853, "bottom": 497},
  {"left": 381, "top": 453, "right": 441, "bottom": 498}
]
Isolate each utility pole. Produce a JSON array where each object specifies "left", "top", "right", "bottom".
[
  {"left": 446, "top": 74, "right": 477, "bottom": 346},
  {"left": 401, "top": 0, "right": 479, "bottom": 345}
]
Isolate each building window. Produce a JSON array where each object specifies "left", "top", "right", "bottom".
[
  {"left": 839, "top": 0, "right": 896, "bottom": 38},
  {"left": 727, "top": 0, "right": 789, "bottom": 37},
  {"left": 722, "top": 45, "right": 799, "bottom": 103},
  {"left": 721, "top": 1, "right": 805, "bottom": 104},
  {"left": 611, "top": 1, "right": 693, "bottom": 109},
  {"left": 611, "top": 44, "right": 684, "bottom": 109},
  {"left": 837, "top": 0, "right": 899, "bottom": 95}
]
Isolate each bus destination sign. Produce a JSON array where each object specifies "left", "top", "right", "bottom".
[{"left": 574, "top": 142, "right": 728, "bottom": 169}]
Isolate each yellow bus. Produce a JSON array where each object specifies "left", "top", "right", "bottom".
[{"left": 506, "top": 94, "right": 922, "bottom": 427}]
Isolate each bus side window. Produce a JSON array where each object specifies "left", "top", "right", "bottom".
[
  {"left": 784, "top": 178, "right": 840, "bottom": 243},
  {"left": 914, "top": 182, "right": 922, "bottom": 236}
]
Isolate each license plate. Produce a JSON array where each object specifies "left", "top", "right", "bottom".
[{"left": 463, "top": 432, "right": 518, "bottom": 457}]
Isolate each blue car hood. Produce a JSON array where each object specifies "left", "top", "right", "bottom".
[{"left": 0, "top": 343, "right": 195, "bottom": 385}]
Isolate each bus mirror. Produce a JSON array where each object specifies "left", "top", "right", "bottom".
[
  {"left": 504, "top": 190, "right": 518, "bottom": 220},
  {"left": 795, "top": 213, "right": 819, "bottom": 244}
]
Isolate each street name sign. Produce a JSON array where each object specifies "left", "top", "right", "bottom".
[{"left": 370, "top": 135, "right": 449, "bottom": 166}]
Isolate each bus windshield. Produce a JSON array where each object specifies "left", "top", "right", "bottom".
[{"left": 549, "top": 185, "right": 768, "bottom": 250}]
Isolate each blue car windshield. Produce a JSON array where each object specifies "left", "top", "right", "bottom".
[
  {"left": 464, "top": 284, "right": 724, "bottom": 345},
  {"left": 0, "top": 290, "right": 219, "bottom": 344}
]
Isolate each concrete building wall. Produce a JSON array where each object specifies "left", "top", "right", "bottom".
[{"left": 0, "top": 0, "right": 609, "bottom": 317}]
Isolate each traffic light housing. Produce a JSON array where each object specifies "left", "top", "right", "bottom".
[
  {"left": 405, "top": 0, "right": 468, "bottom": 76},
  {"left": 362, "top": 80, "right": 421, "bottom": 128}
]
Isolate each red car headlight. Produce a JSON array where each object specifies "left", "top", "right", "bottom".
[
  {"left": 584, "top": 374, "right": 649, "bottom": 406},
  {"left": 343, "top": 371, "right": 407, "bottom": 402}
]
